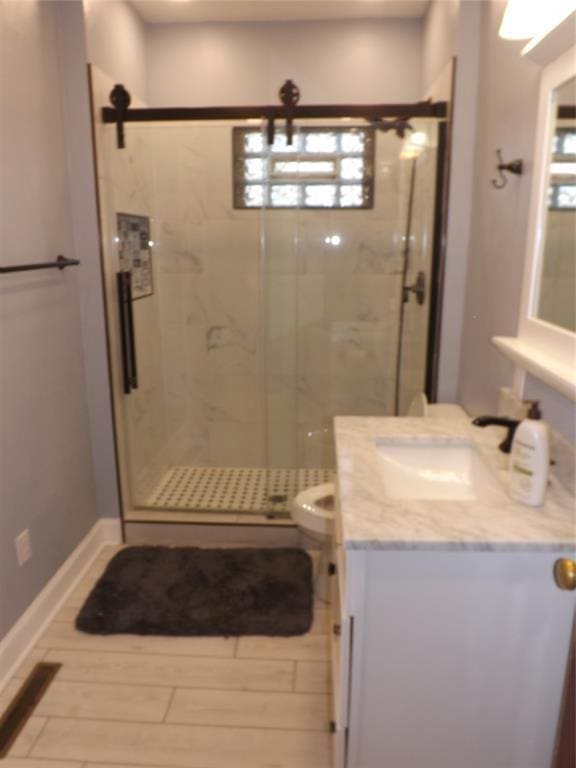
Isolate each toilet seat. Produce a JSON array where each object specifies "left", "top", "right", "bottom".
[{"left": 291, "top": 482, "right": 335, "bottom": 538}]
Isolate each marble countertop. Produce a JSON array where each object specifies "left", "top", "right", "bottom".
[{"left": 334, "top": 416, "right": 576, "bottom": 552}]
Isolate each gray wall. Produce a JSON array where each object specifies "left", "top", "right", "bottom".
[
  {"left": 54, "top": 1, "right": 121, "bottom": 527},
  {"left": 84, "top": 0, "right": 149, "bottom": 101},
  {"left": 427, "top": 1, "right": 482, "bottom": 403},
  {"left": 421, "top": 0, "right": 459, "bottom": 97},
  {"left": 146, "top": 18, "right": 423, "bottom": 106},
  {"left": 84, "top": 3, "right": 424, "bottom": 107},
  {"left": 457, "top": 0, "right": 575, "bottom": 443},
  {"left": 0, "top": 0, "right": 113, "bottom": 641}
]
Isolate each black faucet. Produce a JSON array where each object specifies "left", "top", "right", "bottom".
[{"left": 472, "top": 416, "right": 520, "bottom": 454}]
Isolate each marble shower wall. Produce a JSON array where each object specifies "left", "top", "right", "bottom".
[
  {"left": 95, "top": 95, "right": 434, "bottom": 495},
  {"left": 147, "top": 121, "right": 415, "bottom": 473},
  {"left": 148, "top": 123, "right": 266, "bottom": 470}
]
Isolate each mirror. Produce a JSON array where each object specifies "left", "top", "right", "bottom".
[
  {"left": 492, "top": 45, "right": 576, "bottom": 402},
  {"left": 536, "top": 76, "right": 576, "bottom": 332}
]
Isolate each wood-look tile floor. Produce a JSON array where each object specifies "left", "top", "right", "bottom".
[{"left": 1, "top": 546, "right": 332, "bottom": 768}]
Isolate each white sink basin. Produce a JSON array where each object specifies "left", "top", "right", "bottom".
[{"left": 374, "top": 439, "right": 497, "bottom": 501}]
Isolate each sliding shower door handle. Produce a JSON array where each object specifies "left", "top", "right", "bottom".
[
  {"left": 125, "top": 274, "right": 138, "bottom": 390},
  {"left": 117, "top": 271, "right": 138, "bottom": 394},
  {"left": 403, "top": 270, "right": 426, "bottom": 305}
]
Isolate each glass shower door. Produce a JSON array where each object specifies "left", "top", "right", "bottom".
[
  {"left": 95, "top": 103, "right": 270, "bottom": 518},
  {"left": 93, "top": 57, "right": 445, "bottom": 524},
  {"left": 395, "top": 120, "right": 440, "bottom": 416},
  {"left": 262, "top": 120, "right": 415, "bottom": 515}
]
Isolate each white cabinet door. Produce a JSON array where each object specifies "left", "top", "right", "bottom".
[
  {"left": 347, "top": 550, "right": 575, "bottom": 768},
  {"left": 331, "top": 544, "right": 354, "bottom": 768}
]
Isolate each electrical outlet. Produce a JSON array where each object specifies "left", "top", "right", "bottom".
[{"left": 15, "top": 529, "right": 32, "bottom": 566}]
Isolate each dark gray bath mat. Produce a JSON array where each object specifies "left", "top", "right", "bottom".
[{"left": 75, "top": 546, "right": 313, "bottom": 637}]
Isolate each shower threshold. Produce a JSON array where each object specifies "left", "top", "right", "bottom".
[{"left": 142, "top": 466, "right": 334, "bottom": 518}]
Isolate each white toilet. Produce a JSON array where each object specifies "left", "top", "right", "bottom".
[
  {"left": 291, "top": 482, "right": 334, "bottom": 539},
  {"left": 291, "top": 482, "right": 335, "bottom": 602}
]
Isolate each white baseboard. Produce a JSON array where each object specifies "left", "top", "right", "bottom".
[{"left": 0, "top": 517, "right": 122, "bottom": 692}]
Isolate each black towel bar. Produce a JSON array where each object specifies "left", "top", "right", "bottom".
[{"left": 0, "top": 255, "right": 79, "bottom": 274}]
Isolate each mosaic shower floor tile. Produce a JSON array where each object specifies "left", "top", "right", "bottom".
[{"left": 145, "top": 466, "right": 333, "bottom": 515}]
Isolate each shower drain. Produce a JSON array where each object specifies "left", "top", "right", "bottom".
[{"left": 268, "top": 493, "right": 288, "bottom": 504}]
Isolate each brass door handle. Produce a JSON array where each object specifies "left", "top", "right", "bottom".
[{"left": 554, "top": 559, "right": 576, "bottom": 591}]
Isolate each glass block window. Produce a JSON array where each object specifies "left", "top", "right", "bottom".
[
  {"left": 549, "top": 183, "right": 576, "bottom": 210},
  {"left": 549, "top": 127, "right": 576, "bottom": 210},
  {"left": 233, "top": 127, "right": 374, "bottom": 209},
  {"left": 553, "top": 128, "right": 576, "bottom": 158}
]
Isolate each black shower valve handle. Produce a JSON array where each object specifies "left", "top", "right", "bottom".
[{"left": 471, "top": 415, "right": 521, "bottom": 454}]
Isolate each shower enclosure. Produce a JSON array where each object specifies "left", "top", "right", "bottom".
[{"left": 91, "top": 68, "right": 447, "bottom": 524}]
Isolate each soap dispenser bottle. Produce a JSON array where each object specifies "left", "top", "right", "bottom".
[{"left": 509, "top": 401, "right": 549, "bottom": 507}]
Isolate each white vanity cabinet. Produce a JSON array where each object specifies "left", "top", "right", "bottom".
[{"left": 330, "top": 524, "right": 575, "bottom": 768}]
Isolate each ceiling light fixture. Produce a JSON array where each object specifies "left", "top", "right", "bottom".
[{"left": 499, "top": 0, "right": 574, "bottom": 43}]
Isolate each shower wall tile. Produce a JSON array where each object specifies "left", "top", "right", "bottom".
[
  {"left": 208, "top": 422, "right": 266, "bottom": 468},
  {"left": 298, "top": 321, "right": 396, "bottom": 380},
  {"left": 267, "top": 336, "right": 297, "bottom": 378},
  {"left": 146, "top": 124, "right": 267, "bottom": 468},
  {"left": 203, "top": 220, "right": 261, "bottom": 275},
  {"left": 297, "top": 218, "right": 404, "bottom": 276},
  {"left": 265, "top": 375, "right": 299, "bottom": 469},
  {"left": 297, "top": 323, "right": 331, "bottom": 376},
  {"left": 297, "top": 276, "right": 325, "bottom": 329},
  {"left": 294, "top": 376, "right": 327, "bottom": 429},
  {"left": 265, "top": 275, "right": 298, "bottom": 382},
  {"left": 330, "top": 321, "right": 394, "bottom": 379},
  {"left": 157, "top": 219, "right": 205, "bottom": 274},
  {"left": 267, "top": 276, "right": 298, "bottom": 337},
  {"left": 264, "top": 212, "right": 299, "bottom": 275},
  {"left": 265, "top": 429, "right": 299, "bottom": 470},
  {"left": 298, "top": 375, "right": 395, "bottom": 422},
  {"left": 265, "top": 375, "right": 297, "bottom": 415},
  {"left": 298, "top": 428, "right": 336, "bottom": 470},
  {"left": 205, "top": 328, "right": 261, "bottom": 376},
  {"left": 328, "top": 376, "right": 396, "bottom": 417},
  {"left": 198, "top": 275, "right": 261, "bottom": 338},
  {"left": 198, "top": 374, "right": 265, "bottom": 425},
  {"left": 181, "top": 275, "right": 263, "bottom": 378},
  {"left": 324, "top": 275, "right": 401, "bottom": 323},
  {"left": 176, "top": 433, "right": 211, "bottom": 468}
]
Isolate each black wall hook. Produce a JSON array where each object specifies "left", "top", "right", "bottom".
[{"left": 492, "top": 149, "right": 523, "bottom": 189}]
